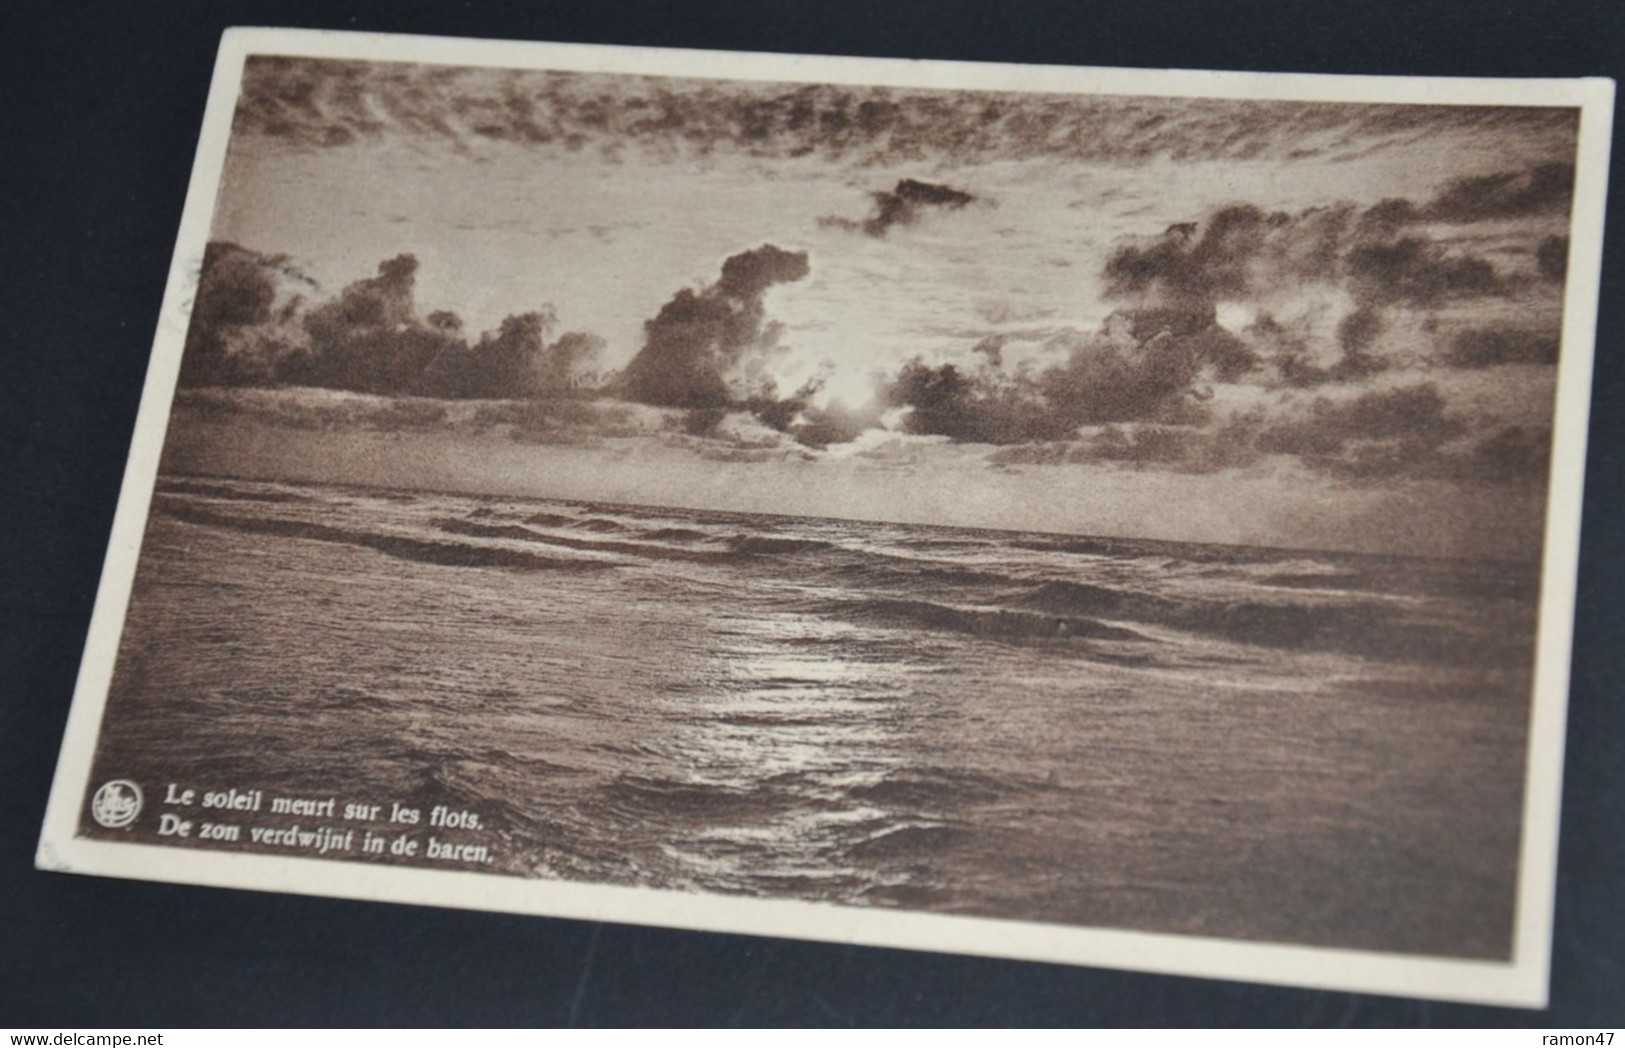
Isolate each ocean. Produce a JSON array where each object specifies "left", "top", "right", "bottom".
[{"left": 84, "top": 474, "right": 1538, "bottom": 958}]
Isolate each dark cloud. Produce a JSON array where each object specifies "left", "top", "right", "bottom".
[
  {"left": 1098, "top": 160, "right": 1577, "bottom": 395},
  {"left": 1107, "top": 204, "right": 1507, "bottom": 312},
  {"left": 1099, "top": 160, "right": 1584, "bottom": 395},
  {"left": 886, "top": 360, "right": 1064, "bottom": 444},
  {"left": 1351, "top": 163, "right": 1577, "bottom": 233},
  {"left": 1356, "top": 197, "right": 1423, "bottom": 238},
  {"left": 1437, "top": 425, "right": 1552, "bottom": 487},
  {"left": 1345, "top": 237, "right": 1503, "bottom": 305},
  {"left": 1537, "top": 235, "right": 1569, "bottom": 282},
  {"left": 540, "top": 331, "right": 609, "bottom": 391},
  {"left": 717, "top": 243, "right": 812, "bottom": 298},
  {"left": 971, "top": 334, "right": 1006, "bottom": 367},
  {"left": 822, "top": 179, "right": 979, "bottom": 237},
  {"left": 1443, "top": 326, "right": 1561, "bottom": 369},
  {"left": 1336, "top": 305, "right": 1383, "bottom": 357},
  {"left": 295, "top": 254, "right": 465, "bottom": 394},
  {"left": 617, "top": 244, "right": 810, "bottom": 409},
  {"left": 882, "top": 310, "right": 1256, "bottom": 445},
  {"left": 1105, "top": 205, "right": 1281, "bottom": 302},
  {"left": 178, "top": 243, "right": 605, "bottom": 402},
  {"left": 1423, "top": 162, "right": 1575, "bottom": 223},
  {"left": 1132, "top": 204, "right": 1351, "bottom": 298},
  {"left": 415, "top": 310, "right": 556, "bottom": 399},
  {"left": 1103, "top": 204, "right": 1421, "bottom": 387},
  {"left": 1256, "top": 384, "right": 1466, "bottom": 480},
  {"left": 180, "top": 242, "right": 314, "bottom": 387},
  {"left": 417, "top": 316, "right": 604, "bottom": 400}
]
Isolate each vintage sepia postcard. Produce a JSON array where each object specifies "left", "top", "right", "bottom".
[{"left": 37, "top": 27, "right": 1613, "bottom": 1007}]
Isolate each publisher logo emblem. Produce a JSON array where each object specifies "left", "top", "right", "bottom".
[{"left": 91, "top": 779, "right": 143, "bottom": 829}]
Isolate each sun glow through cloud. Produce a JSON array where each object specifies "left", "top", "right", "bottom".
[{"left": 179, "top": 56, "right": 1582, "bottom": 559}]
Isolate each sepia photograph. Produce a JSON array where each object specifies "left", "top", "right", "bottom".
[{"left": 35, "top": 28, "right": 1614, "bottom": 1009}]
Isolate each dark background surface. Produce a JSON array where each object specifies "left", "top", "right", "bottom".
[{"left": 3, "top": 0, "right": 1622, "bottom": 1027}]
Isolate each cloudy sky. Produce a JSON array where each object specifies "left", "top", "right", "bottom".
[{"left": 169, "top": 55, "right": 1583, "bottom": 558}]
